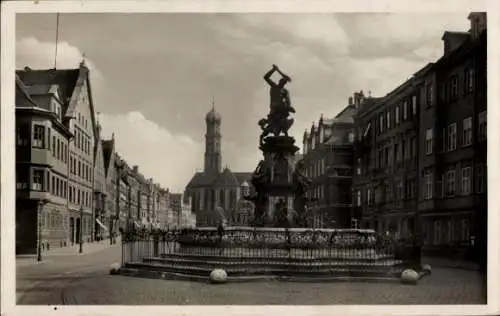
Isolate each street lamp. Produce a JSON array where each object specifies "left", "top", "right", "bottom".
[
  {"left": 79, "top": 206, "right": 84, "bottom": 253},
  {"left": 37, "top": 199, "right": 48, "bottom": 262}
]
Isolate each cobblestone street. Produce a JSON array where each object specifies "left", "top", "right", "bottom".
[{"left": 18, "top": 247, "right": 486, "bottom": 305}]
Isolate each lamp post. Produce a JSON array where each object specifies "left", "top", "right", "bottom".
[
  {"left": 79, "top": 206, "right": 84, "bottom": 254},
  {"left": 37, "top": 199, "right": 48, "bottom": 262}
]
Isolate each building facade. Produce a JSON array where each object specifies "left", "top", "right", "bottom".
[
  {"left": 102, "top": 136, "right": 119, "bottom": 241},
  {"left": 352, "top": 72, "right": 424, "bottom": 238},
  {"left": 301, "top": 92, "right": 360, "bottom": 228},
  {"left": 93, "top": 119, "right": 108, "bottom": 241},
  {"left": 184, "top": 104, "right": 253, "bottom": 227},
  {"left": 157, "top": 187, "right": 171, "bottom": 229},
  {"left": 15, "top": 61, "right": 99, "bottom": 253},
  {"left": 352, "top": 13, "right": 487, "bottom": 263},
  {"left": 417, "top": 12, "right": 487, "bottom": 259}
]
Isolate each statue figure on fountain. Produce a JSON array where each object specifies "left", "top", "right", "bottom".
[
  {"left": 259, "top": 64, "right": 296, "bottom": 146},
  {"left": 274, "top": 198, "right": 290, "bottom": 228},
  {"left": 292, "top": 159, "right": 314, "bottom": 227}
]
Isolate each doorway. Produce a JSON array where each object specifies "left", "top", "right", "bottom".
[
  {"left": 75, "top": 218, "right": 81, "bottom": 245},
  {"left": 69, "top": 217, "right": 75, "bottom": 244}
]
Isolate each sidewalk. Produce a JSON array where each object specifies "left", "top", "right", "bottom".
[
  {"left": 423, "top": 256, "right": 479, "bottom": 271},
  {"left": 16, "top": 237, "right": 122, "bottom": 267}
]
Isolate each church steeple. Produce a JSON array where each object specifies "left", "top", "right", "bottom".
[{"left": 204, "top": 96, "right": 221, "bottom": 174}]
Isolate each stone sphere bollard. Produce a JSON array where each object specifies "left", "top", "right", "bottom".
[
  {"left": 209, "top": 269, "right": 228, "bottom": 284},
  {"left": 109, "top": 262, "right": 121, "bottom": 275},
  {"left": 421, "top": 263, "right": 432, "bottom": 274},
  {"left": 400, "top": 269, "right": 419, "bottom": 285}
]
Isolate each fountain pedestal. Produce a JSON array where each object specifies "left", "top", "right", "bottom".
[{"left": 247, "top": 135, "right": 302, "bottom": 228}]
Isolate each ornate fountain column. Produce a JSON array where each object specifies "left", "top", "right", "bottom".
[{"left": 245, "top": 64, "right": 311, "bottom": 228}]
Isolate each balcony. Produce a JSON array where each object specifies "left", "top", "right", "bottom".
[
  {"left": 28, "top": 190, "right": 51, "bottom": 201},
  {"left": 30, "top": 148, "right": 52, "bottom": 166}
]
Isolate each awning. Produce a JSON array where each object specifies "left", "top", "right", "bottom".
[
  {"left": 363, "top": 123, "right": 371, "bottom": 137},
  {"left": 95, "top": 218, "right": 109, "bottom": 231}
]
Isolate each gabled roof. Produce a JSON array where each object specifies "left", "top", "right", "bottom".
[
  {"left": 102, "top": 138, "right": 115, "bottom": 177},
  {"left": 185, "top": 172, "right": 216, "bottom": 188},
  {"left": 15, "top": 75, "right": 38, "bottom": 107},
  {"left": 212, "top": 167, "right": 240, "bottom": 187},
  {"left": 16, "top": 68, "right": 80, "bottom": 116},
  {"left": 185, "top": 170, "right": 253, "bottom": 190},
  {"left": 18, "top": 62, "right": 100, "bottom": 144}
]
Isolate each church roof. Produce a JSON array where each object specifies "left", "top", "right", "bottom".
[
  {"left": 212, "top": 167, "right": 240, "bottom": 187},
  {"left": 185, "top": 170, "right": 253, "bottom": 189},
  {"left": 185, "top": 172, "right": 215, "bottom": 188}
]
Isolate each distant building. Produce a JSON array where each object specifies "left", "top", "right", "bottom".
[
  {"left": 184, "top": 104, "right": 253, "bottom": 227},
  {"left": 157, "top": 187, "right": 171, "bottom": 229},
  {"left": 301, "top": 92, "right": 360, "bottom": 228},
  {"left": 93, "top": 117, "right": 108, "bottom": 241},
  {"left": 102, "top": 135, "right": 118, "bottom": 240},
  {"left": 170, "top": 193, "right": 195, "bottom": 228}
]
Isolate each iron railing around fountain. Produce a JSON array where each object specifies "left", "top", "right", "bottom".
[{"left": 120, "top": 227, "right": 420, "bottom": 268}]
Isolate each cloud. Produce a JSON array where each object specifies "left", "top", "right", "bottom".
[
  {"left": 16, "top": 37, "right": 103, "bottom": 82},
  {"left": 99, "top": 111, "right": 204, "bottom": 192},
  {"left": 15, "top": 13, "right": 473, "bottom": 191}
]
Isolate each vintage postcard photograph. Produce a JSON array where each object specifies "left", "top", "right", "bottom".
[{"left": 1, "top": 1, "right": 499, "bottom": 315}]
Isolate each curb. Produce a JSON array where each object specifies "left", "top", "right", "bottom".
[{"left": 117, "top": 267, "right": 405, "bottom": 284}]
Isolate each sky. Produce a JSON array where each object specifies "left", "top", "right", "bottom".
[{"left": 16, "top": 12, "right": 472, "bottom": 192}]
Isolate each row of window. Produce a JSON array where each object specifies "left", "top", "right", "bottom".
[
  {"left": 372, "top": 217, "right": 470, "bottom": 245},
  {"left": 423, "top": 218, "right": 470, "bottom": 245},
  {"left": 49, "top": 130, "right": 69, "bottom": 163},
  {"left": 69, "top": 153, "right": 93, "bottom": 182},
  {"left": 20, "top": 169, "right": 93, "bottom": 207},
  {"left": 19, "top": 124, "right": 98, "bottom": 168},
  {"left": 369, "top": 136, "right": 417, "bottom": 171},
  {"left": 51, "top": 174, "right": 67, "bottom": 198},
  {"left": 304, "top": 158, "right": 326, "bottom": 179},
  {"left": 422, "top": 163, "right": 486, "bottom": 199},
  {"left": 68, "top": 185, "right": 93, "bottom": 207},
  {"left": 436, "top": 68, "right": 476, "bottom": 106},
  {"left": 379, "top": 95, "right": 418, "bottom": 134},
  {"left": 355, "top": 178, "right": 418, "bottom": 207},
  {"left": 42, "top": 210, "right": 64, "bottom": 230},
  {"left": 77, "top": 111, "right": 90, "bottom": 131},
  {"left": 74, "top": 126, "right": 92, "bottom": 155},
  {"left": 424, "top": 112, "right": 487, "bottom": 155}
]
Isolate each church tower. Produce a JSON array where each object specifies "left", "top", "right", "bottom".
[{"left": 204, "top": 99, "right": 222, "bottom": 175}]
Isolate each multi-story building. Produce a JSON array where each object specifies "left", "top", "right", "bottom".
[
  {"left": 102, "top": 135, "right": 118, "bottom": 241},
  {"left": 15, "top": 61, "right": 98, "bottom": 253},
  {"left": 417, "top": 12, "right": 487, "bottom": 260},
  {"left": 301, "top": 92, "right": 360, "bottom": 228},
  {"left": 352, "top": 71, "right": 426, "bottom": 237},
  {"left": 93, "top": 119, "right": 108, "bottom": 241},
  {"left": 115, "top": 154, "right": 131, "bottom": 230},
  {"left": 352, "top": 13, "right": 487, "bottom": 265},
  {"left": 152, "top": 183, "right": 162, "bottom": 228},
  {"left": 157, "top": 187, "right": 171, "bottom": 229}
]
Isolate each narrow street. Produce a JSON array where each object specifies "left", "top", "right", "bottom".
[{"left": 16, "top": 245, "right": 121, "bottom": 305}]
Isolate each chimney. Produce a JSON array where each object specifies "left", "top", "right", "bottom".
[
  {"left": 441, "top": 31, "right": 469, "bottom": 56},
  {"left": 468, "top": 12, "right": 487, "bottom": 40},
  {"left": 133, "top": 165, "right": 138, "bottom": 173},
  {"left": 348, "top": 96, "right": 353, "bottom": 105}
]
